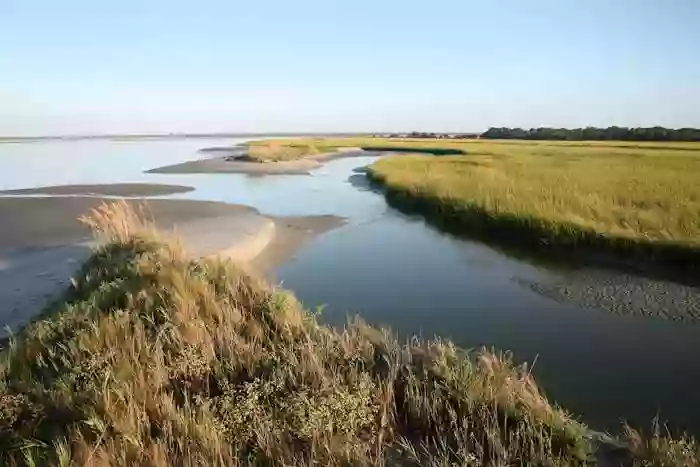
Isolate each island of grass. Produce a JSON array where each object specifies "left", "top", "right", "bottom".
[
  {"left": 0, "top": 202, "right": 696, "bottom": 466},
  {"left": 245, "top": 140, "right": 339, "bottom": 161},
  {"left": 245, "top": 138, "right": 467, "bottom": 160}
]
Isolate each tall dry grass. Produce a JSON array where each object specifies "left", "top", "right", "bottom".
[
  {"left": 78, "top": 199, "right": 156, "bottom": 243},
  {"left": 0, "top": 202, "right": 696, "bottom": 466}
]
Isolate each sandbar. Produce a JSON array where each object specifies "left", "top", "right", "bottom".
[
  {"left": 0, "top": 183, "right": 194, "bottom": 197},
  {"left": 147, "top": 149, "right": 370, "bottom": 175},
  {"left": 0, "top": 196, "right": 344, "bottom": 339}
]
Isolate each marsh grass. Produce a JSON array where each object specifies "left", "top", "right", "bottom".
[
  {"left": 78, "top": 199, "right": 156, "bottom": 244},
  {"left": 0, "top": 202, "right": 696, "bottom": 466},
  {"left": 365, "top": 142, "right": 700, "bottom": 279},
  {"left": 246, "top": 140, "right": 334, "bottom": 162},
  {"left": 622, "top": 422, "right": 700, "bottom": 467}
]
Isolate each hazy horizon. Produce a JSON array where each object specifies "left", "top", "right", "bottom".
[{"left": 3, "top": 0, "right": 700, "bottom": 136}]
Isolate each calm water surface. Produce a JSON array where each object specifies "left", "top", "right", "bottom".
[{"left": 2, "top": 139, "right": 699, "bottom": 434}]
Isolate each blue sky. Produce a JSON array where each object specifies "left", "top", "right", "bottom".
[{"left": 2, "top": 0, "right": 699, "bottom": 135}]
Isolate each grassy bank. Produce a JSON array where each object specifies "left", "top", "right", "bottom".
[
  {"left": 0, "top": 202, "right": 697, "bottom": 466},
  {"left": 364, "top": 140, "right": 700, "bottom": 280}
]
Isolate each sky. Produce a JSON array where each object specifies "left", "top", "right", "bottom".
[{"left": 2, "top": 0, "right": 700, "bottom": 135}]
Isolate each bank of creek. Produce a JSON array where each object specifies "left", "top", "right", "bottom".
[{"left": 1, "top": 137, "right": 699, "bottom": 436}]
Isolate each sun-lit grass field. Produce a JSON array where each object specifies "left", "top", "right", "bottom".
[{"left": 369, "top": 146, "right": 700, "bottom": 244}]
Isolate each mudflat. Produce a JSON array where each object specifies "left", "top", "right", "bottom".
[
  {"left": 0, "top": 183, "right": 194, "bottom": 197},
  {"left": 0, "top": 197, "right": 256, "bottom": 249},
  {"left": 146, "top": 149, "right": 370, "bottom": 175},
  {"left": 0, "top": 196, "right": 343, "bottom": 337},
  {"left": 147, "top": 156, "right": 323, "bottom": 175}
]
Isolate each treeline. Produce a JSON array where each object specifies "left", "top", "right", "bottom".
[{"left": 481, "top": 126, "right": 700, "bottom": 142}]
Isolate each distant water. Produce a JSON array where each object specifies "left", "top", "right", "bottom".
[
  {"left": 0, "top": 138, "right": 250, "bottom": 190},
  {"left": 2, "top": 138, "right": 700, "bottom": 435}
]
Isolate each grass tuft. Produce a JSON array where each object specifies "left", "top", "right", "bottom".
[
  {"left": 78, "top": 199, "right": 156, "bottom": 244},
  {"left": 246, "top": 140, "right": 334, "bottom": 162},
  {"left": 624, "top": 421, "right": 700, "bottom": 467}
]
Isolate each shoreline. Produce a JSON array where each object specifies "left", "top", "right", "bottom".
[
  {"left": 146, "top": 149, "right": 370, "bottom": 175},
  {"left": 0, "top": 196, "right": 344, "bottom": 338}
]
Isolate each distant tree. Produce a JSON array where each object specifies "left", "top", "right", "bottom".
[
  {"left": 676, "top": 128, "right": 700, "bottom": 141},
  {"left": 482, "top": 127, "right": 509, "bottom": 139},
  {"left": 480, "top": 126, "right": 700, "bottom": 142},
  {"left": 581, "top": 127, "right": 601, "bottom": 140},
  {"left": 510, "top": 128, "right": 528, "bottom": 139}
]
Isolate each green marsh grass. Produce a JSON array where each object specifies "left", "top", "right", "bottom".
[{"left": 362, "top": 140, "right": 700, "bottom": 279}]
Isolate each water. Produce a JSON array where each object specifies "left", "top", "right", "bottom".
[
  {"left": 2, "top": 138, "right": 700, "bottom": 434},
  {"left": 277, "top": 214, "right": 700, "bottom": 433},
  {"left": 0, "top": 139, "right": 228, "bottom": 189}
]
